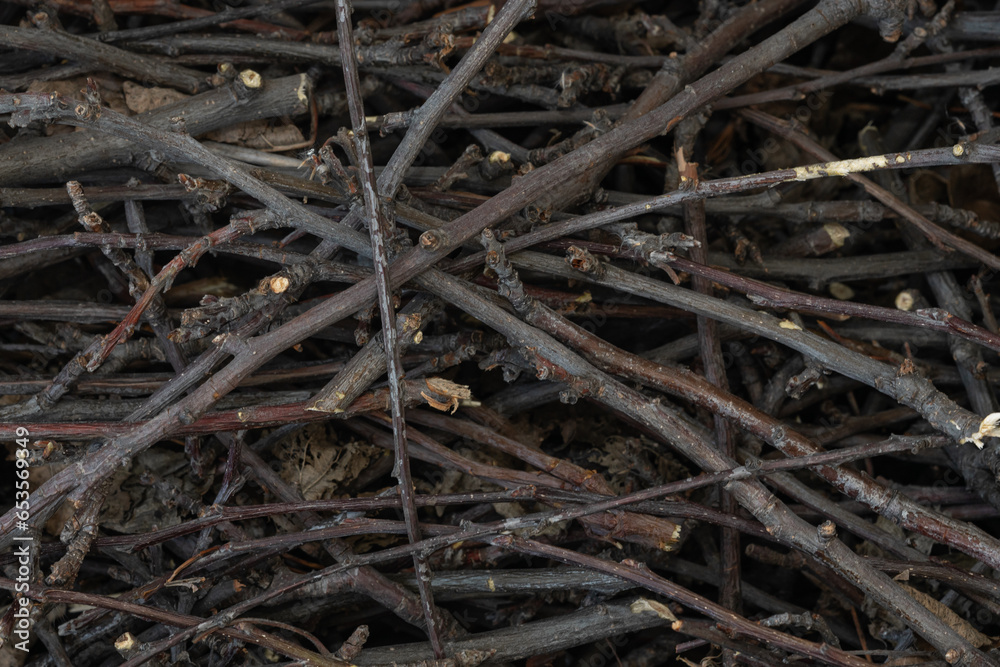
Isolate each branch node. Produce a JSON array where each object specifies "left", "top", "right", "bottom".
[
  {"left": 565, "top": 245, "right": 605, "bottom": 278},
  {"left": 817, "top": 520, "right": 837, "bottom": 543},
  {"left": 419, "top": 229, "right": 447, "bottom": 251},
  {"left": 861, "top": 0, "right": 909, "bottom": 42}
]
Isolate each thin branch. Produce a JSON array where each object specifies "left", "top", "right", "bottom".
[{"left": 334, "top": 0, "right": 442, "bottom": 654}]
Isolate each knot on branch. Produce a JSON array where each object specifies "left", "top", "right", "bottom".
[
  {"left": 785, "top": 362, "right": 826, "bottom": 399},
  {"left": 73, "top": 78, "right": 104, "bottom": 122},
  {"left": 608, "top": 223, "right": 700, "bottom": 263},
  {"left": 479, "top": 347, "right": 530, "bottom": 383},
  {"left": 399, "top": 311, "right": 424, "bottom": 344},
  {"left": 492, "top": 534, "right": 516, "bottom": 549},
  {"left": 725, "top": 222, "right": 763, "bottom": 265},
  {"left": 558, "top": 387, "right": 581, "bottom": 405},
  {"left": 419, "top": 229, "right": 448, "bottom": 251},
  {"left": 173, "top": 262, "right": 309, "bottom": 343},
  {"left": 528, "top": 354, "right": 598, "bottom": 396},
  {"left": 914, "top": 306, "right": 952, "bottom": 322},
  {"left": 861, "top": 0, "right": 915, "bottom": 42},
  {"left": 565, "top": 245, "right": 605, "bottom": 278},
  {"left": 527, "top": 108, "right": 614, "bottom": 167},
  {"left": 435, "top": 144, "right": 483, "bottom": 191},
  {"left": 421, "top": 28, "right": 455, "bottom": 69},
  {"left": 481, "top": 229, "right": 533, "bottom": 316},
  {"left": 620, "top": 558, "right": 649, "bottom": 571},
  {"left": 7, "top": 92, "right": 66, "bottom": 128},
  {"left": 168, "top": 114, "right": 187, "bottom": 135},
  {"left": 66, "top": 181, "right": 90, "bottom": 218},
  {"left": 451, "top": 649, "right": 496, "bottom": 667},
  {"left": 229, "top": 209, "right": 283, "bottom": 235},
  {"left": 177, "top": 407, "right": 198, "bottom": 425},
  {"left": 209, "top": 62, "right": 239, "bottom": 87},
  {"left": 335, "top": 625, "right": 370, "bottom": 662},
  {"left": 309, "top": 142, "right": 359, "bottom": 199},
  {"left": 557, "top": 63, "right": 625, "bottom": 108},
  {"left": 178, "top": 174, "right": 233, "bottom": 212},
  {"left": 816, "top": 520, "right": 837, "bottom": 543}
]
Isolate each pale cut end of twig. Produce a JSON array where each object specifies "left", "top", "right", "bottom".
[
  {"left": 419, "top": 229, "right": 445, "bottom": 251},
  {"left": 295, "top": 73, "right": 309, "bottom": 105},
  {"left": 114, "top": 633, "right": 138, "bottom": 656},
  {"left": 663, "top": 523, "right": 682, "bottom": 550},
  {"left": 829, "top": 282, "right": 854, "bottom": 300},
  {"left": 630, "top": 598, "right": 678, "bottom": 622},
  {"left": 239, "top": 70, "right": 262, "bottom": 89},
  {"left": 960, "top": 413, "right": 1000, "bottom": 449},
  {"left": 823, "top": 223, "right": 850, "bottom": 248},
  {"left": 269, "top": 276, "right": 290, "bottom": 294},
  {"left": 896, "top": 291, "right": 915, "bottom": 311}
]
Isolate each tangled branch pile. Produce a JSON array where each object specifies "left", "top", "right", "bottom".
[{"left": 1, "top": 0, "right": 1000, "bottom": 665}]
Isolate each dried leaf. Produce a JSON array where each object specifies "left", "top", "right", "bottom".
[
  {"left": 277, "top": 424, "right": 378, "bottom": 500},
  {"left": 122, "top": 81, "right": 188, "bottom": 114},
  {"left": 205, "top": 119, "right": 305, "bottom": 149},
  {"left": 897, "top": 583, "right": 992, "bottom": 648},
  {"left": 100, "top": 449, "right": 213, "bottom": 535}
]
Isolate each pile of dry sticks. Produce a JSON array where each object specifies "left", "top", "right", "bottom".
[{"left": 1, "top": 0, "right": 1000, "bottom": 665}]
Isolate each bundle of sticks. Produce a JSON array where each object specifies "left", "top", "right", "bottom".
[{"left": 1, "top": 0, "right": 1000, "bottom": 665}]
